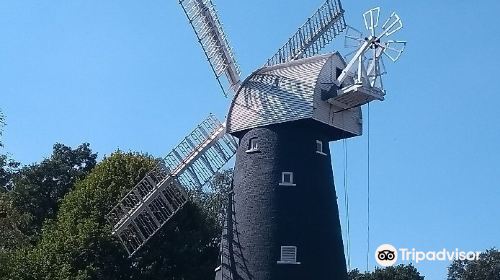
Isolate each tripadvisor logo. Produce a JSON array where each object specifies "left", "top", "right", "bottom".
[
  {"left": 375, "top": 244, "right": 398, "bottom": 267},
  {"left": 375, "top": 244, "right": 481, "bottom": 266}
]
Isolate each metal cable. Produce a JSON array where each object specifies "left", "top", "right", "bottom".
[
  {"left": 366, "top": 103, "right": 371, "bottom": 271},
  {"left": 342, "top": 139, "right": 351, "bottom": 270}
]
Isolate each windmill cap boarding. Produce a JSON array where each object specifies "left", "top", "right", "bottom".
[{"left": 226, "top": 53, "right": 362, "bottom": 140}]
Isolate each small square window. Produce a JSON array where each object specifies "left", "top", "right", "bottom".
[
  {"left": 246, "top": 138, "right": 259, "bottom": 153},
  {"left": 277, "top": 246, "right": 300, "bottom": 264},
  {"left": 273, "top": 77, "right": 280, "bottom": 88},
  {"left": 316, "top": 140, "right": 327, "bottom": 155},
  {"left": 279, "top": 172, "right": 296, "bottom": 186},
  {"left": 336, "top": 67, "right": 343, "bottom": 79},
  {"left": 283, "top": 173, "right": 292, "bottom": 183}
]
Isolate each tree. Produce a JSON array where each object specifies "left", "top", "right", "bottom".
[
  {"left": 448, "top": 248, "right": 500, "bottom": 280},
  {"left": 137, "top": 169, "right": 234, "bottom": 280},
  {"left": 198, "top": 169, "right": 233, "bottom": 229},
  {"left": 0, "top": 193, "right": 29, "bottom": 253},
  {"left": 0, "top": 110, "right": 25, "bottom": 254},
  {"left": 3, "top": 151, "right": 225, "bottom": 280},
  {"left": 3, "top": 152, "right": 155, "bottom": 279},
  {"left": 349, "top": 264, "right": 424, "bottom": 280},
  {"left": 0, "top": 110, "right": 4, "bottom": 147},
  {"left": 0, "top": 110, "right": 19, "bottom": 191},
  {"left": 9, "top": 143, "right": 97, "bottom": 239}
]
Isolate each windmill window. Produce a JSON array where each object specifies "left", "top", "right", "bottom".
[
  {"left": 279, "top": 172, "right": 296, "bottom": 186},
  {"left": 246, "top": 137, "right": 259, "bottom": 153},
  {"left": 273, "top": 77, "right": 280, "bottom": 88},
  {"left": 277, "top": 246, "right": 301, "bottom": 264},
  {"left": 336, "top": 67, "right": 343, "bottom": 79},
  {"left": 316, "top": 140, "right": 327, "bottom": 156}
]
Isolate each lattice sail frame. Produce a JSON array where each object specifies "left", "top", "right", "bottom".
[
  {"left": 180, "top": 0, "right": 241, "bottom": 95},
  {"left": 265, "top": 0, "right": 346, "bottom": 67},
  {"left": 106, "top": 114, "right": 238, "bottom": 256}
]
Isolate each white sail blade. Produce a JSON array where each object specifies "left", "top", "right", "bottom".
[
  {"left": 180, "top": 0, "right": 241, "bottom": 96},
  {"left": 363, "top": 7, "right": 380, "bottom": 37},
  {"left": 265, "top": 0, "right": 346, "bottom": 67},
  {"left": 106, "top": 114, "right": 238, "bottom": 256},
  {"left": 379, "top": 12, "right": 403, "bottom": 39},
  {"left": 383, "top": 40, "right": 407, "bottom": 62}
]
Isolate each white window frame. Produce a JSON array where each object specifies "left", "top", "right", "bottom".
[
  {"left": 277, "top": 246, "right": 301, "bottom": 264},
  {"left": 279, "top": 172, "right": 296, "bottom": 186},
  {"left": 316, "top": 140, "right": 327, "bottom": 156},
  {"left": 246, "top": 137, "right": 259, "bottom": 153}
]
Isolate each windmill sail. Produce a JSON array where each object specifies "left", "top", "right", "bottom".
[
  {"left": 265, "top": 0, "right": 346, "bottom": 67},
  {"left": 180, "top": 0, "right": 241, "bottom": 96},
  {"left": 106, "top": 114, "right": 238, "bottom": 256},
  {"left": 330, "top": 7, "right": 406, "bottom": 111}
]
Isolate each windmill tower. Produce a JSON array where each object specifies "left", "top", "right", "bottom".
[{"left": 105, "top": 1, "right": 406, "bottom": 280}]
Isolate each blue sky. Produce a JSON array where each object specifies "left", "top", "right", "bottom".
[{"left": 1, "top": 0, "right": 499, "bottom": 279}]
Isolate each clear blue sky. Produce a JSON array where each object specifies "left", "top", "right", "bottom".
[{"left": 1, "top": 0, "right": 499, "bottom": 279}]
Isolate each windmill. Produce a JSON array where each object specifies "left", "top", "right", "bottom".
[{"left": 106, "top": 1, "right": 405, "bottom": 279}]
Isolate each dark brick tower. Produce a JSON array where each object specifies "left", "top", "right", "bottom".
[
  {"left": 216, "top": 53, "right": 362, "bottom": 280},
  {"left": 218, "top": 120, "right": 348, "bottom": 280}
]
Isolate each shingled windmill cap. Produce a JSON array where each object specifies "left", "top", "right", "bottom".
[{"left": 226, "top": 53, "right": 362, "bottom": 137}]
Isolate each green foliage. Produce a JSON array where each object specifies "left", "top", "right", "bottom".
[
  {"left": 2, "top": 151, "right": 224, "bottom": 280},
  {"left": 349, "top": 264, "right": 424, "bottom": 280},
  {"left": 0, "top": 156, "right": 18, "bottom": 191},
  {"left": 134, "top": 169, "right": 234, "bottom": 279},
  {"left": 197, "top": 169, "right": 233, "bottom": 229},
  {"left": 9, "top": 143, "right": 97, "bottom": 239},
  {"left": 133, "top": 202, "right": 220, "bottom": 280},
  {"left": 447, "top": 248, "right": 500, "bottom": 280},
  {"left": 0, "top": 193, "right": 29, "bottom": 253},
  {"left": 0, "top": 109, "right": 4, "bottom": 146},
  {"left": 0, "top": 111, "right": 19, "bottom": 191},
  {"left": 3, "top": 151, "right": 155, "bottom": 279},
  {"left": 0, "top": 110, "right": 24, "bottom": 254}
]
